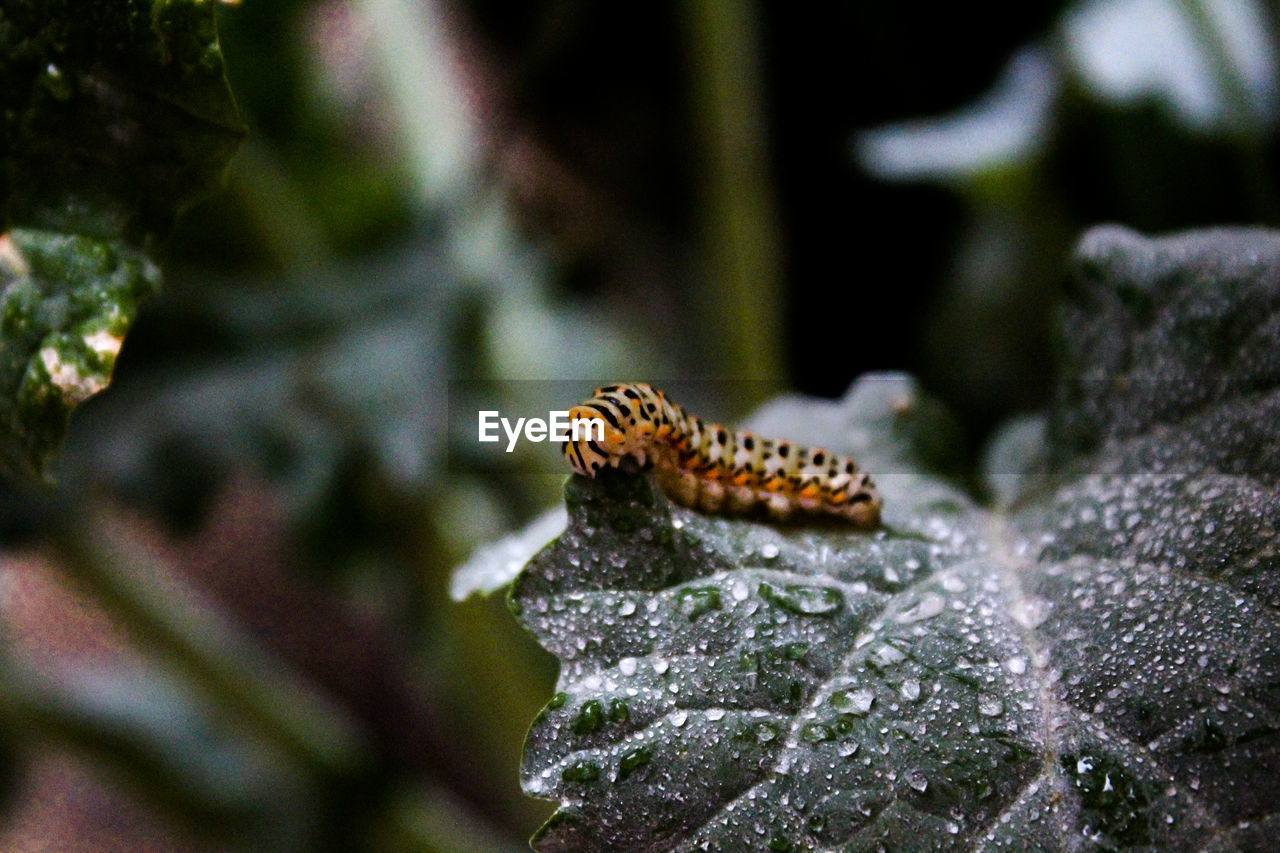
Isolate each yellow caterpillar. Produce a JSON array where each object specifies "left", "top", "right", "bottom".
[{"left": 563, "top": 383, "right": 881, "bottom": 527}]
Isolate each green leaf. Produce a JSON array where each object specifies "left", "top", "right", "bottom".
[
  {"left": 0, "top": 0, "right": 246, "bottom": 238},
  {"left": 512, "top": 226, "right": 1280, "bottom": 851},
  {"left": 0, "top": 0, "right": 244, "bottom": 477},
  {"left": 0, "top": 230, "right": 159, "bottom": 476}
]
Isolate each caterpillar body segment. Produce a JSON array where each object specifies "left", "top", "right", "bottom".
[{"left": 563, "top": 383, "right": 881, "bottom": 527}]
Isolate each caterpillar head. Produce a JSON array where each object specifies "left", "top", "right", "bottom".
[{"left": 562, "top": 405, "right": 631, "bottom": 476}]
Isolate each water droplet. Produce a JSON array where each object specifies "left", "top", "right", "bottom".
[
  {"left": 653, "top": 659, "right": 670, "bottom": 675},
  {"left": 671, "top": 710, "right": 688, "bottom": 727},
  {"left": 617, "top": 745, "right": 653, "bottom": 780},
  {"left": 572, "top": 700, "right": 604, "bottom": 734},
  {"left": 561, "top": 760, "right": 600, "bottom": 783},
  {"left": 619, "top": 657, "right": 638, "bottom": 676},
  {"left": 900, "top": 678, "right": 921, "bottom": 701},
  {"left": 898, "top": 593, "right": 946, "bottom": 624},
  {"left": 837, "top": 740, "right": 859, "bottom": 757},
  {"left": 832, "top": 688, "right": 875, "bottom": 715},
  {"left": 706, "top": 708, "right": 725, "bottom": 721},
  {"left": 1010, "top": 595, "right": 1051, "bottom": 629},
  {"left": 761, "top": 543, "right": 780, "bottom": 559},
  {"left": 678, "top": 586, "right": 722, "bottom": 620},
  {"left": 758, "top": 581, "right": 843, "bottom": 615},
  {"left": 977, "top": 694, "right": 1004, "bottom": 717},
  {"left": 907, "top": 769, "right": 928, "bottom": 792},
  {"left": 40, "top": 63, "right": 73, "bottom": 101},
  {"left": 755, "top": 722, "right": 779, "bottom": 743},
  {"left": 801, "top": 723, "right": 834, "bottom": 743},
  {"left": 1005, "top": 656, "right": 1028, "bottom": 675},
  {"left": 874, "top": 644, "right": 906, "bottom": 666},
  {"left": 618, "top": 600, "right": 636, "bottom": 616}
]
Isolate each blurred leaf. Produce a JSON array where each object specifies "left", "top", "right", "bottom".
[
  {"left": 0, "top": 231, "right": 159, "bottom": 476},
  {"left": 0, "top": 659, "right": 316, "bottom": 848},
  {"left": 65, "top": 237, "right": 460, "bottom": 532},
  {"left": 452, "top": 506, "right": 567, "bottom": 601},
  {"left": 1063, "top": 0, "right": 1278, "bottom": 134},
  {"left": 856, "top": 0, "right": 1280, "bottom": 188},
  {"left": 58, "top": 246, "right": 667, "bottom": 541},
  {"left": 512, "top": 227, "right": 1279, "bottom": 851},
  {"left": 0, "top": 0, "right": 246, "bottom": 237},
  {"left": 855, "top": 48, "right": 1058, "bottom": 182},
  {"left": 0, "top": 0, "right": 245, "bottom": 477}
]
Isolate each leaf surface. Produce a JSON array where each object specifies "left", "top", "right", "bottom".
[{"left": 513, "top": 226, "right": 1280, "bottom": 851}]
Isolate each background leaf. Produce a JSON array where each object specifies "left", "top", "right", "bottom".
[
  {"left": 0, "top": 0, "right": 243, "bottom": 477},
  {"left": 0, "top": 230, "right": 160, "bottom": 476},
  {"left": 0, "top": 0, "right": 245, "bottom": 238},
  {"left": 513, "top": 226, "right": 1280, "bottom": 851}
]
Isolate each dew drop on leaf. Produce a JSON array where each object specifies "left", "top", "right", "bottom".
[{"left": 832, "top": 688, "right": 875, "bottom": 715}]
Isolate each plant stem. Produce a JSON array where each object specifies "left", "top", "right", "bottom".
[
  {"left": 679, "top": 0, "right": 785, "bottom": 399},
  {"left": 47, "top": 507, "right": 368, "bottom": 782}
]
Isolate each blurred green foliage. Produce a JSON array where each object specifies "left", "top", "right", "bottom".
[{"left": 1, "top": 0, "right": 1280, "bottom": 850}]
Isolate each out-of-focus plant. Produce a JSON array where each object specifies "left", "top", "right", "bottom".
[
  {"left": 8, "top": 0, "right": 1280, "bottom": 850},
  {"left": 0, "top": 0, "right": 790, "bottom": 848},
  {"left": 0, "top": 0, "right": 636, "bottom": 849},
  {"left": 854, "top": 0, "right": 1280, "bottom": 439}
]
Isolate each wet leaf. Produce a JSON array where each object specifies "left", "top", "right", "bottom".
[
  {"left": 512, "top": 226, "right": 1280, "bottom": 851},
  {"left": 0, "top": 0, "right": 244, "bottom": 477},
  {"left": 0, "top": 230, "right": 160, "bottom": 476},
  {"left": 1, "top": 0, "right": 245, "bottom": 238}
]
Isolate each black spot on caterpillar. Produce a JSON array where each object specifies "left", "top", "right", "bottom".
[{"left": 563, "top": 383, "right": 881, "bottom": 527}]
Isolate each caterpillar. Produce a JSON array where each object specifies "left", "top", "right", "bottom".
[{"left": 563, "top": 383, "right": 881, "bottom": 527}]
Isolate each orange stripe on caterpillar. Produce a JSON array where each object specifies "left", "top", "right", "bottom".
[{"left": 563, "top": 383, "right": 881, "bottom": 527}]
